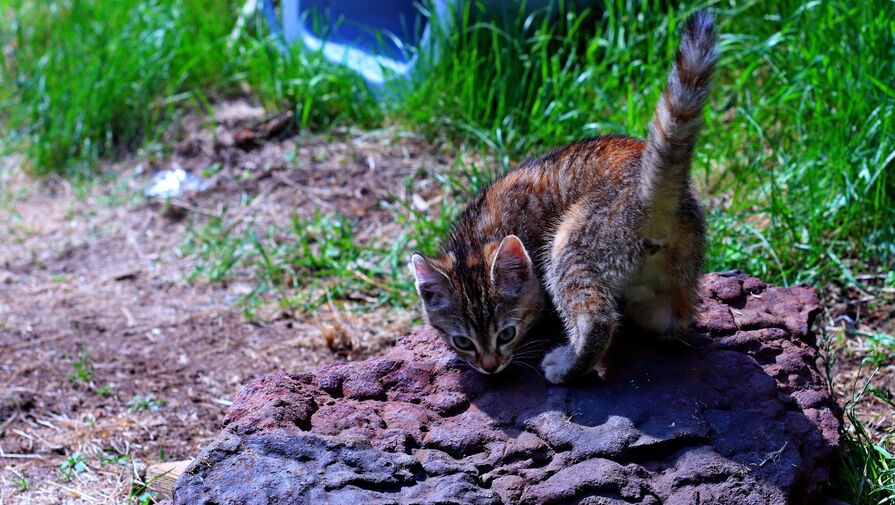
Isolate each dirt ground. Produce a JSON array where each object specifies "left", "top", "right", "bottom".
[{"left": 0, "top": 99, "right": 892, "bottom": 504}]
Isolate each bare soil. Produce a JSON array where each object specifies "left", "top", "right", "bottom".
[
  {"left": 0, "top": 99, "right": 456, "bottom": 504},
  {"left": 0, "top": 99, "right": 891, "bottom": 504},
  {"left": 821, "top": 281, "right": 895, "bottom": 439}
]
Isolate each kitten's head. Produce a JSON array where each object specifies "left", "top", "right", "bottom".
[{"left": 410, "top": 235, "right": 542, "bottom": 374}]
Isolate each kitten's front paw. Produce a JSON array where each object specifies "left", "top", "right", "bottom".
[{"left": 541, "top": 345, "right": 577, "bottom": 384}]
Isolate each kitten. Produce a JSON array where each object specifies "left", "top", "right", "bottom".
[{"left": 410, "top": 12, "right": 717, "bottom": 384}]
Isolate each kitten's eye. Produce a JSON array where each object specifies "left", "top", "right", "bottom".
[
  {"left": 451, "top": 336, "right": 476, "bottom": 351},
  {"left": 497, "top": 326, "right": 517, "bottom": 345}
]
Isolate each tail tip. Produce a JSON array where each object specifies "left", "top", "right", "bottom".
[
  {"left": 680, "top": 11, "right": 718, "bottom": 71},
  {"left": 684, "top": 11, "right": 715, "bottom": 39}
]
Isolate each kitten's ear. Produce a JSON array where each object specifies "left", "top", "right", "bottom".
[
  {"left": 410, "top": 254, "right": 453, "bottom": 311},
  {"left": 490, "top": 235, "right": 533, "bottom": 298}
]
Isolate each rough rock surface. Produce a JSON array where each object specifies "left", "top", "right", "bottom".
[{"left": 173, "top": 272, "right": 841, "bottom": 504}]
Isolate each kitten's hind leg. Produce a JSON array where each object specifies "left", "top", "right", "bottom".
[
  {"left": 623, "top": 290, "right": 686, "bottom": 338},
  {"left": 625, "top": 203, "right": 704, "bottom": 339},
  {"left": 541, "top": 201, "right": 640, "bottom": 384}
]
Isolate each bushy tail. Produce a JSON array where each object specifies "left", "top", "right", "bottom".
[{"left": 640, "top": 11, "right": 717, "bottom": 204}]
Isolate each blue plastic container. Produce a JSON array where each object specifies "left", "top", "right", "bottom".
[
  {"left": 263, "top": 1, "right": 601, "bottom": 86},
  {"left": 263, "top": 0, "right": 450, "bottom": 86}
]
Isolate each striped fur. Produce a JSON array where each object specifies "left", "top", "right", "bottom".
[
  {"left": 411, "top": 12, "right": 716, "bottom": 384},
  {"left": 641, "top": 11, "right": 718, "bottom": 205}
]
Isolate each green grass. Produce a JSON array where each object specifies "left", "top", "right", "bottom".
[
  {"left": 65, "top": 345, "right": 113, "bottom": 395},
  {"left": 831, "top": 360, "right": 895, "bottom": 504},
  {"left": 52, "top": 447, "right": 157, "bottom": 503},
  {"left": 10, "top": 469, "right": 29, "bottom": 492},
  {"left": 180, "top": 204, "right": 443, "bottom": 315},
  {"left": 58, "top": 451, "right": 87, "bottom": 481},
  {"left": 700, "top": 2, "right": 895, "bottom": 289},
  {"left": 66, "top": 347, "right": 95, "bottom": 384},
  {"left": 1, "top": 0, "right": 206, "bottom": 175},
  {"left": 0, "top": 0, "right": 376, "bottom": 177},
  {"left": 126, "top": 394, "right": 164, "bottom": 412},
  {"left": 855, "top": 330, "right": 895, "bottom": 368},
  {"left": 180, "top": 207, "right": 247, "bottom": 283}
]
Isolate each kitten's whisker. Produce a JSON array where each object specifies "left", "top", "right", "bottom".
[
  {"left": 510, "top": 353, "right": 543, "bottom": 361},
  {"left": 512, "top": 340, "right": 552, "bottom": 353},
  {"left": 511, "top": 360, "right": 544, "bottom": 379},
  {"left": 508, "top": 352, "right": 542, "bottom": 360},
  {"left": 514, "top": 342, "right": 549, "bottom": 351},
  {"left": 517, "top": 338, "right": 552, "bottom": 345},
  {"left": 448, "top": 356, "right": 474, "bottom": 370},
  {"left": 510, "top": 347, "right": 546, "bottom": 356}
]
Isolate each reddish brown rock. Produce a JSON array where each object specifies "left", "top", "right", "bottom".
[{"left": 173, "top": 272, "right": 841, "bottom": 505}]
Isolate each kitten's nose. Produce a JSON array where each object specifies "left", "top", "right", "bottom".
[{"left": 480, "top": 355, "right": 501, "bottom": 373}]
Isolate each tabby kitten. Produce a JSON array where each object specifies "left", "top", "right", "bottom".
[{"left": 411, "top": 12, "right": 717, "bottom": 384}]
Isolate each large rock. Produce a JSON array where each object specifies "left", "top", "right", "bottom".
[{"left": 173, "top": 272, "right": 841, "bottom": 504}]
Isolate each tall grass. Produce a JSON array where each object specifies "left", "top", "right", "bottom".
[
  {"left": 702, "top": 1, "right": 895, "bottom": 288},
  {"left": 0, "top": 0, "right": 376, "bottom": 176},
  {"left": 2, "top": 0, "right": 191, "bottom": 175}
]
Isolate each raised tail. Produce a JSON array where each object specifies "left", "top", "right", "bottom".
[{"left": 640, "top": 11, "right": 717, "bottom": 204}]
